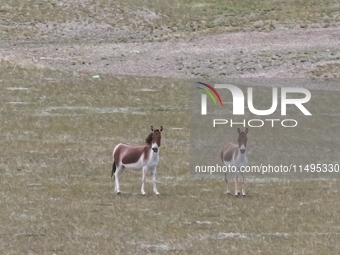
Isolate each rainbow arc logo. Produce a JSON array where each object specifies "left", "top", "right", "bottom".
[{"left": 196, "top": 82, "right": 223, "bottom": 115}]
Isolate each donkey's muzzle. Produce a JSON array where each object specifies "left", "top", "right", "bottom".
[
  {"left": 152, "top": 148, "right": 158, "bottom": 153},
  {"left": 240, "top": 149, "right": 246, "bottom": 154}
]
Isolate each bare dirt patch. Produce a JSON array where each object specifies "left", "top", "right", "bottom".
[
  {"left": 1, "top": 26, "right": 340, "bottom": 85},
  {"left": 1, "top": 0, "right": 340, "bottom": 83}
]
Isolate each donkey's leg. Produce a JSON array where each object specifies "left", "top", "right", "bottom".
[
  {"left": 241, "top": 172, "right": 246, "bottom": 197},
  {"left": 234, "top": 170, "right": 239, "bottom": 196},
  {"left": 114, "top": 165, "right": 124, "bottom": 195},
  {"left": 151, "top": 167, "right": 160, "bottom": 196},
  {"left": 141, "top": 166, "right": 148, "bottom": 195},
  {"left": 225, "top": 172, "right": 230, "bottom": 195},
  {"left": 238, "top": 172, "right": 243, "bottom": 196},
  {"left": 237, "top": 168, "right": 242, "bottom": 196}
]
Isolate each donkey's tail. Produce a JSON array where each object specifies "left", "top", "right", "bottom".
[{"left": 111, "top": 161, "right": 116, "bottom": 179}]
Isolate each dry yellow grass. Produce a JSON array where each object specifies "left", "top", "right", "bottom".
[
  {"left": 1, "top": 62, "right": 340, "bottom": 254},
  {"left": 311, "top": 63, "right": 340, "bottom": 78}
]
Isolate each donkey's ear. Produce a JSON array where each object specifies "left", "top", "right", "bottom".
[
  {"left": 245, "top": 127, "right": 249, "bottom": 134},
  {"left": 237, "top": 128, "right": 241, "bottom": 134},
  {"left": 160, "top": 126, "right": 163, "bottom": 132},
  {"left": 151, "top": 126, "right": 154, "bottom": 132}
]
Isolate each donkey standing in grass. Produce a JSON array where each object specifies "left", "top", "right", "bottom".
[
  {"left": 221, "top": 127, "right": 249, "bottom": 197},
  {"left": 111, "top": 126, "right": 163, "bottom": 196}
]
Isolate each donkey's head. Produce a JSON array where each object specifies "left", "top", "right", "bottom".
[
  {"left": 237, "top": 127, "right": 248, "bottom": 155},
  {"left": 146, "top": 126, "right": 163, "bottom": 153}
]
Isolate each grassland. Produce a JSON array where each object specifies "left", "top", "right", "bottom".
[
  {"left": 1, "top": 0, "right": 340, "bottom": 254},
  {"left": 1, "top": 61, "right": 340, "bottom": 255}
]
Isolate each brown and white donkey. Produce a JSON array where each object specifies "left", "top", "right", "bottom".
[{"left": 111, "top": 126, "right": 163, "bottom": 196}]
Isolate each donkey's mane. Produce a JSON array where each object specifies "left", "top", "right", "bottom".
[
  {"left": 145, "top": 132, "right": 153, "bottom": 145},
  {"left": 145, "top": 129, "right": 160, "bottom": 145}
]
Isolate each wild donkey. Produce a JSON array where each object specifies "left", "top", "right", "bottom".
[
  {"left": 111, "top": 126, "right": 163, "bottom": 196},
  {"left": 221, "top": 128, "right": 249, "bottom": 197}
]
